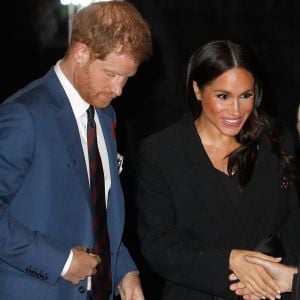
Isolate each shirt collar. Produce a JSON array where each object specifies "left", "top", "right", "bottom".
[{"left": 54, "top": 60, "right": 89, "bottom": 120}]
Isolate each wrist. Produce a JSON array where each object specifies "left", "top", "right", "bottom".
[
  {"left": 122, "top": 271, "right": 139, "bottom": 279},
  {"left": 118, "top": 271, "right": 140, "bottom": 290}
]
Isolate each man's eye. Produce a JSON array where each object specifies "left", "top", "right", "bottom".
[{"left": 106, "top": 71, "right": 116, "bottom": 77}]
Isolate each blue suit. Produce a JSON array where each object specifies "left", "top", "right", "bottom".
[{"left": 0, "top": 68, "right": 136, "bottom": 299}]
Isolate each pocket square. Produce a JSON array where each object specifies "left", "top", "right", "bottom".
[{"left": 117, "top": 153, "right": 124, "bottom": 174}]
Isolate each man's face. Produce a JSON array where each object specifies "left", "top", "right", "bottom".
[{"left": 73, "top": 50, "right": 139, "bottom": 108}]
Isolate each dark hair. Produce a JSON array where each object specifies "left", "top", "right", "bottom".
[
  {"left": 186, "top": 39, "right": 298, "bottom": 187},
  {"left": 69, "top": 1, "right": 152, "bottom": 63}
]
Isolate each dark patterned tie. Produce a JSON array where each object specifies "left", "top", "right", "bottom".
[{"left": 87, "top": 106, "right": 112, "bottom": 300}]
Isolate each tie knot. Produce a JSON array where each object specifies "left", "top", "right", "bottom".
[{"left": 87, "top": 105, "right": 95, "bottom": 121}]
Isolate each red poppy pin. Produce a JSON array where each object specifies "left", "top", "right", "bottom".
[{"left": 281, "top": 176, "right": 289, "bottom": 189}]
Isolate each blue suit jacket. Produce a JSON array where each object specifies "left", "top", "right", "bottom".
[{"left": 0, "top": 68, "right": 136, "bottom": 299}]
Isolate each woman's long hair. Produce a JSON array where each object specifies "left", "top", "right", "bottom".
[{"left": 186, "top": 40, "right": 298, "bottom": 187}]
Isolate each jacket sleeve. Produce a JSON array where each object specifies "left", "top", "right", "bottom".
[
  {"left": 114, "top": 242, "right": 138, "bottom": 294},
  {"left": 0, "top": 103, "right": 70, "bottom": 285},
  {"left": 136, "top": 137, "right": 234, "bottom": 298}
]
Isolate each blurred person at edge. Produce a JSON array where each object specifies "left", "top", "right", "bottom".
[
  {"left": 297, "top": 104, "right": 300, "bottom": 139},
  {"left": 0, "top": 1, "right": 152, "bottom": 300},
  {"left": 137, "top": 39, "right": 300, "bottom": 300}
]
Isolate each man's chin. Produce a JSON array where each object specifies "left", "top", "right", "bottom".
[{"left": 94, "top": 99, "right": 112, "bottom": 109}]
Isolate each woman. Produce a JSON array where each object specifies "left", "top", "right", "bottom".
[{"left": 137, "top": 40, "right": 300, "bottom": 299}]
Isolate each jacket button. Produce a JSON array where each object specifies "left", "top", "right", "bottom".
[
  {"left": 42, "top": 274, "right": 48, "bottom": 281},
  {"left": 78, "top": 286, "right": 86, "bottom": 294}
]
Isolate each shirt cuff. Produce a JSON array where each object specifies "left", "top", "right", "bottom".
[{"left": 61, "top": 250, "right": 73, "bottom": 276}]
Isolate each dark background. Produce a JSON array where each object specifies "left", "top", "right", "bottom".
[{"left": 1, "top": 1, "right": 300, "bottom": 299}]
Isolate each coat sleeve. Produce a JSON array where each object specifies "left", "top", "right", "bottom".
[
  {"left": 0, "top": 103, "right": 70, "bottom": 285},
  {"left": 136, "top": 137, "right": 234, "bottom": 298},
  {"left": 291, "top": 265, "right": 300, "bottom": 300}
]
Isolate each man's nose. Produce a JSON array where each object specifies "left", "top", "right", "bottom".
[{"left": 111, "top": 77, "right": 125, "bottom": 97}]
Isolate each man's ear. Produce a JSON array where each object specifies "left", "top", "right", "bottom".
[
  {"left": 73, "top": 42, "right": 90, "bottom": 64},
  {"left": 193, "top": 81, "right": 202, "bottom": 101}
]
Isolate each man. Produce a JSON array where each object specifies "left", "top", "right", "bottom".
[
  {"left": 230, "top": 256, "right": 299, "bottom": 300},
  {"left": 0, "top": 1, "right": 152, "bottom": 299}
]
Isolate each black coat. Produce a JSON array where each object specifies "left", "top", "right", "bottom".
[{"left": 137, "top": 112, "right": 300, "bottom": 299}]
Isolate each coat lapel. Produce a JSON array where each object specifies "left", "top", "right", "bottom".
[
  {"left": 180, "top": 113, "right": 250, "bottom": 248},
  {"left": 234, "top": 139, "right": 287, "bottom": 245}
]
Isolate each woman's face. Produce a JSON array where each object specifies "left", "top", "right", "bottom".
[{"left": 193, "top": 67, "right": 255, "bottom": 138}]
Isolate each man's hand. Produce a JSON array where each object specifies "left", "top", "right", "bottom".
[
  {"left": 118, "top": 271, "right": 144, "bottom": 300},
  {"left": 229, "top": 249, "right": 281, "bottom": 299},
  {"left": 230, "top": 255, "right": 297, "bottom": 298},
  {"left": 63, "top": 246, "right": 100, "bottom": 285}
]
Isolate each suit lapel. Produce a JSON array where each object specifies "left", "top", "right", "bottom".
[
  {"left": 45, "top": 68, "right": 90, "bottom": 201},
  {"left": 96, "top": 108, "right": 118, "bottom": 208}
]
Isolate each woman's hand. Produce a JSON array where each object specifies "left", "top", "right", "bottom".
[
  {"left": 230, "top": 255, "right": 297, "bottom": 299},
  {"left": 229, "top": 249, "right": 281, "bottom": 299}
]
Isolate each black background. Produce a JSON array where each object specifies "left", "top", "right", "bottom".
[{"left": 1, "top": 1, "right": 300, "bottom": 299}]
